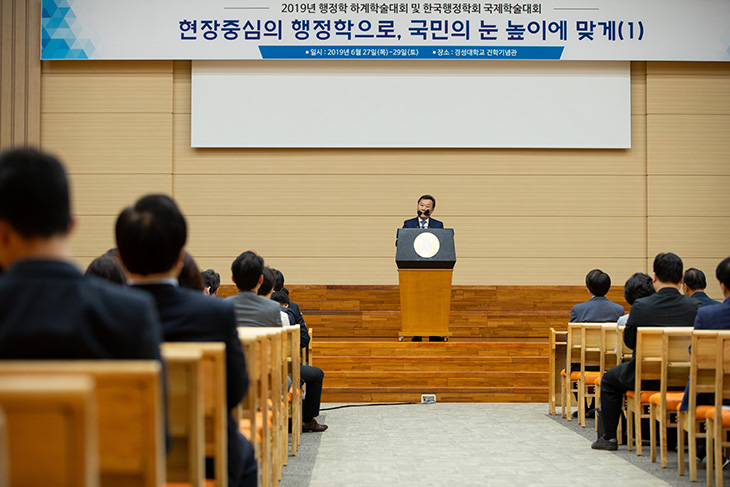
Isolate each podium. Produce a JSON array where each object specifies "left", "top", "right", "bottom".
[{"left": 395, "top": 228, "right": 456, "bottom": 340}]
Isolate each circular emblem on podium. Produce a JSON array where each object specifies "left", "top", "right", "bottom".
[{"left": 413, "top": 232, "right": 440, "bottom": 258}]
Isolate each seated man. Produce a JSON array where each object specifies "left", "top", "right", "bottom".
[
  {"left": 616, "top": 273, "right": 655, "bottom": 328},
  {"left": 592, "top": 252, "right": 700, "bottom": 451},
  {"left": 0, "top": 148, "right": 162, "bottom": 362},
  {"left": 227, "top": 251, "right": 282, "bottom": 328},
  {"left": 234, "top": 260, "right": 327, "bottom": 432},
  {"left": 570, "top": 269, "right": 625, "bottom": 323},
  {"left": 115, "top": 194, "right": 256, "bottom": 487},
  {"left": 683, "top": 267, "right": 720, "bottom": 307}
]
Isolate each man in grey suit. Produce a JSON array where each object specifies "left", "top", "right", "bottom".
[
  {"left": 682, "top": 267, "right": 720, "bottom": 307},
  {"left": 570, "top": 269, "right": 625, "bottom": 323},
  {"left": 226, "top": 251, "right": 282, "bottom": 328}
]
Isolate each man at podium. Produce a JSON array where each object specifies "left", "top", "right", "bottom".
[
  {"left": 402, "top": 194, "right": 443, "bottom": 230},
  {"left": 402, "top": 194, "right": 445, "bottom": 342}
]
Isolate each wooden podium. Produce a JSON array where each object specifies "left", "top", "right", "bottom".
[{"left": 395, "top": 228, "right": 456, "bottom": 341}]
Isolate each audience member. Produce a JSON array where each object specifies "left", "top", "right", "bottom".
[
  {"left": 592, "top": 252, "right": 700, "bottom": 451},
  {"left": 257, "top": 266, "right": 276, "bottom": 298},
  {"left": 178, "top": 250, "right": 204, "bottom": 291},
  {"left": 679, "top": 257, "right": 730, "bottom": 461},
  {"left": 270, "top": 269, "right": 325, "bottom": 432},
  {"left": 616, "top": 272, "right": 655, "bottom": 328},
  {"left": 271, "top": 290, "right": 298, "bottom": 327},
  {"left": 683, "top": 267, "right": 720, "bottom": 307},
  {"left": 203, "top": 268, "right": 221, "bottom": 296},
  {"left": 226, "top": 251, "right": 282, "bottom": 328},
  {"left": 85, "top": 254, "right": 127, "bottom": 285},
  {"left": 0, "top": 147, "right": 163, "bottom": 361},
  {"left": 115, "top": 194, "right": 256, "bottom": 487},
  {"left": 570, "top": 269, "right": 625, "bottom": 323}
]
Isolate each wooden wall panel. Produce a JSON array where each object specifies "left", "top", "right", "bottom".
[
  {"left": 647, "top": 115, "right": 730, "bottom": 175},
  {"left": 42, "top": 113, "right": 173, "bottom": 174},
  {"left": 648, "top": 217, "right": 730, "bottom": 259},
  {"left": 647, "top": 62, "right": 730, "bottom": 115},
  {"left": 173, "top": 112, "right": 646, "bottom": 176},
  {"left": 42, "top": 73, "right": 172, "bottom": 113},
  {"left": 68, "top": 215, "right": 118, "bottom": 259},
  {"left": 185, "top": 216, "right": 645, "bottom": 259},
  {"left": 175, "top": 174, "right": 646, "bottom": 217},
  {"left": 71, "top": 175, "right": 172, "bottom": 215},
  {"left": 647, "top": 176, "right": 730, "bottom": 217},
  {"left": 0, "top": 0, "right": 41, "bottom": 148}
]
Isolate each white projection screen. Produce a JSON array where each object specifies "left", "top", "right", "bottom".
[{"left": 191, "top": 60, "right": 630, "bottom": 149}]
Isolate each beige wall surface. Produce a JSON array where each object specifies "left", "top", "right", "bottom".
[{"left": 35, "top": 60, "right": 730, "bottom": 296}]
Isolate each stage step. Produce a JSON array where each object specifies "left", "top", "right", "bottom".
[{"left": 315, "top": 340, "right": 549, "bottom": 403}]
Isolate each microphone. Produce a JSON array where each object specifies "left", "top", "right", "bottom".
[{"left": 423, "top": 209, "right": 430, "bottom": 216}]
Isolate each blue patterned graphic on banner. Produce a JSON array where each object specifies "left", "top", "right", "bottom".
[{"left": 42, "top": 0, "right": 95, "bottom": 59}]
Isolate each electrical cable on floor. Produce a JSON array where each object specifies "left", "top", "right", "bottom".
[{"left": 320, "top": 402, "right": 421, "bottom": 411}]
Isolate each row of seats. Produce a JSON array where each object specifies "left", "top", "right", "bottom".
[
  {"left": 0, "top": 326, "right": 313, "bottom": 487},
  {"left": 550, "top": 325, "right": 730, "bottom": 487}
]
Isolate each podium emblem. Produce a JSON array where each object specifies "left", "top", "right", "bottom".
[{"left": 413, "top": 232, "right": 440, "bottom": 258}]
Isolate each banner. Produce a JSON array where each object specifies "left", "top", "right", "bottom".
[{"left": 42, "top": 0, "right": 730, "bottom": 61}]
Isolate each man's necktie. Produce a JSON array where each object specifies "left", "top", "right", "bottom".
[{"left": 420, "top": 220, "right": 426, "bottom": 229}]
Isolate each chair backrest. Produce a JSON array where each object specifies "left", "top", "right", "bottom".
[
  {"left": 161, "top": 345, "right": 204, "bottom": 487},
  {"left": 600, "top": 324, "right": 620, "bottom": 373},
  {"left": 0, "top": 375, "right": 98, "bottom": 487},
  {"left": 581, "top": 323, "right": 604, "bottom": 373},
  {"left": 687, "top": 330, "right": 723, "bottom": 418},
  {"left": 567, "top": 323, "right": 582, "bottom": 371},
  {"left": 301, "top": 328, "right": 313, "bottom": 366},
  {"left": 635, "top": 328, "right": 665, "bottom": 394},
  {"left": 160, "top": 342, "right": 227, "bottom": 487},
  {"left": 0, "top": 361, "right": 163, "bottom": 487},
  {"left": 714, "top": 332, "right": 730, "bottom": 410},
  {"left": 660, "top": 328, "right": 692, "bottom": 397}
]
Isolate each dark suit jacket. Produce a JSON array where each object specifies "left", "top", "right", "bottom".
[
  {"left": 570, "top": 296, "right": 625, "bottom": 323},
  {"left": 287, "top": 300, "right": 311, "bottom": 349},
  {"left": 402, "top": 217, "right": 444, "bottom": 229},
  {"left": 691, "top": 291, "right": 721, "bottom": 308},
  {"left": 694, "top": 297, "right": 730, "bottom": 329},
  {"left": 618, "top": 287, "right": 700, "bottom": 385},
  {"left": 133, "top": 283, "right": 248, "bottom": 410},
  {"left": 0, "top": 259, "right": 163, "bottom": 361}
]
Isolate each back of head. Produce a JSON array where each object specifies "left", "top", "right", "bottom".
[
  {"left": 716, "top": 257, "right": 730, "bottom": 290},
  {"left": 0, "top": 148, "right": 71, "bottom": 238},
  {"left": 85, "top": 255, "right": 127, "bottom": 285},
  {"left": 178, "top": 251, "right": 204, "bottom": 291},
  {"left": 271, "top": 290, "right": 290, "bottom": 306},
  {"left": 257, "top": 266, "right": 275, "bottom": 296},
  {"left": 585, "top": 269, "right": 611, "bottom": 297},
  {"left": 231, "top": 250, "right": 264, "bottom": 291},
  {"left": 115, "top": 194, "right": 187, "bottom": 275},
  {"left": 653, "top": 252, "right": 683, "bottom": 284},
  {"left": 202, "top": 268, "right": 221, "bottom": 294},
  {"left": 683, "top": 267, "right": 707, "bottom": 291},
  {"left": 271, "top": 268, "right": 284, "bottom": 292},
  {"left": 624, "top": 272, "right": 655, "bottom": 305}
]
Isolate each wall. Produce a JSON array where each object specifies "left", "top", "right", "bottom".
[{"left": 34, "top": 59, "right": 730, "bottom": 295}]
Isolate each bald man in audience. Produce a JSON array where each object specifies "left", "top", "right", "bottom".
[
  {"left": 0, "top": 148, "right": 163, "bottom": 362},
  {"left": 683, "top": 267, "right": 720, "bottom": 307},
  {"left": 592, "top": 252, "right": 700, "bottom": 451},
  {"left": 116, "top": 194, "right": 256, "bottom": 487}
]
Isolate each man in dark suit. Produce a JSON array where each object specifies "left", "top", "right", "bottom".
[
  {"left": 0, "top": 148, "right": 163, "bottom": 362},
  {"left": 401, "top": 194, "right": 445, "bottom": 342},
  {"left": 115, "top": 194, "right": 256, "bottom": 487},
  {"left": 683, "top": 267, "right": 720, "bottom": 308},
  {"left": 694, "top": 258, "right": 730, "bottom": 329},
  {"left": 570, "top": 269, "right": 625, "bottom": 323},
  {"left": 402, "top": 194, "right": 443, "bottom": 229},
  {"left": 592, "top": 252, "right": 700, "bottom": 451}
]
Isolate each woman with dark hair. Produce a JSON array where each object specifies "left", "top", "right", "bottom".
[
  {"left": 85, "top": 254, "right": 126, "bottom": 285},
  {"left": 617, "top": 272, "right": 655, "bottom": 328},
  {"left": 178, "top": 251, "right": 204, "bottom": 292}
]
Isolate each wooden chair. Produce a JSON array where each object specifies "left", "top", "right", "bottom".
[
  {"left": 678, "top": 330, "right": 722, "bottom": 481},
  {"left": 161, "top": 343, "right": 227, "bottom": 487},
  {"left": 625, "top": 328, "right": 663, "bottom": 455},
  {"left": 238, "top": 328, "right": 275, "bottom": 487},
  {"left": 0, "top": 375, "right": 98, "bottom": 487},
  {"left": 161, "top": 346, "right": 205, "bottom": 487},
  {"left": 648, "top": 327, "right": 692, "bottom": 467},
  {"left": 592, "top": 324, "right": 621, "bottom": 434},
  {"left": 285, "top": 325, "right": 303, "bottom": 455},
  {"left": 301, "top": 328, "right": 313, "bottom": 366},
  {"left": 237, "top": 331, "right": 265, "bottom": 474},
  {"left": 706, "top": 332, "right": 730, "bottom": 487},
  {"left": 561, "top": 323, "right": 581, "bottom": 420},
  {"left": 0, "top": 361, "right": 164, "bottom": 487},
  {"left": 561, "top": 323, "right": 602, "bottom": 424},
  {"left": 579, "top": 323, "right": 603, "bottom": 427},
  {"left": 548, "top": 327, "right": 567, "bottom": 416}
]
